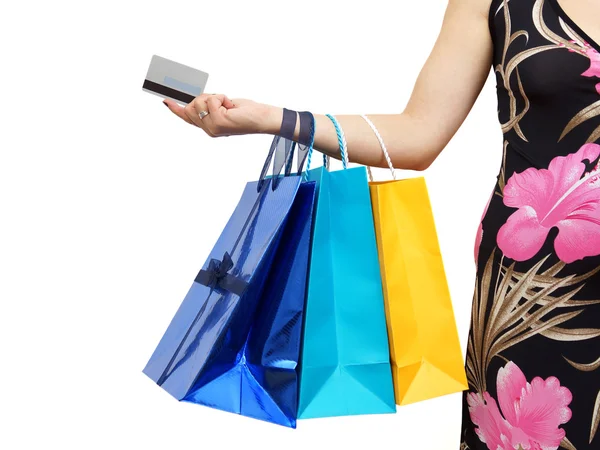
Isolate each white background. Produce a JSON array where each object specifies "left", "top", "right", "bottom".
[{"left": 1, "top": 0, "right": 502, "bottom": 448}]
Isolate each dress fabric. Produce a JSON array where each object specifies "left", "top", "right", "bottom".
[{"left": 460, "top": 0, "right": 600, "bottom": 449}]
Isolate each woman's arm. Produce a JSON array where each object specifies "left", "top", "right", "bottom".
[{"left": 165, "top": 0, "right": 494, "bottom": 171}]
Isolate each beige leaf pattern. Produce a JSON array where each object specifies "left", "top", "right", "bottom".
[
  {"left": 564, "top": 356, "right": 600, "bottom": 372},
  {"left": 559, "top": 18, "right": 586, "bottom": 47},
  {"left": 531, "top": 0, "right": 600, "bottom": 145},
  {"left": 492, "top": 0, "right": 599, "bottom": 144},
  {"left": 491, "top": 0, "right": 593, "bottom": 141},
  {"left": 560, "top": 436, "right": 577, "bottom": 450},
  {"left": 559, "top": 101, "right": 600, "bottom": 141},
  {"left": 559, "top": 355, "right": 600, "bottom": 443},
  {"left": 587, "top": 124, "right": 600, "bottom": 144},
  {"left": 504, "top": 44, "right": 558, "bottom": 82},
  {"left": 592, "top": 391, "right": 600, "bottom": 444},
  {"left": 466, "top": 249, "right": 600, "bottom": 393},
  {"left": 542, "top": 326, "right": 600, "bottom": 341},
  {"left": 532, "top": 0, "right": 586, "bottom": 55},
  {"left": 494, "top": 1, "right": 538, "bottom": 140}
]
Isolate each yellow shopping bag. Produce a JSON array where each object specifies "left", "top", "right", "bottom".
[{"left": 360, "top": 115, "right": 468, "bottom": 405}]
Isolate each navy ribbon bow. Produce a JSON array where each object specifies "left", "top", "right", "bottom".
[{"left": 195, "top": 252, "right": 248, "bottom": 296}]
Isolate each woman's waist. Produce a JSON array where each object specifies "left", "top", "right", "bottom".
[{"left": 499, "top": 134, "right": 600, "bottom": 173}]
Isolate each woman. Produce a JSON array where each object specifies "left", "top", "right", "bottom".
[{"left": 163, "top": 0, "right": 600, "bottom": 448}]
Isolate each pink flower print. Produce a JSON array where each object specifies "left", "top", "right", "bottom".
[
  {"left": 467, "top": 362, "right": 573, "bottom": 450},
  {"left": 565, "top": 41, "right": 600, "bottom": 94},
  {"left": 581, "top": 45, "right": 600, "bottom": 94},
  {"left": 497, "top": 143, "right": 600, "bottom": 263}
]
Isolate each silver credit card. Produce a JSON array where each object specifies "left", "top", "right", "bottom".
[{"left": 142, "top": 55, "right": 209, "bottom": 105}]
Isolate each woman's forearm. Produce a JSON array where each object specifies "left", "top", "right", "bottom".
[
  {"left": 162, "top": 1, "right": 491, "bottom": 168},
  {"left": 254, "top": 1, "right": 494, "bottom": 172},
  {"left": 260, "top": 105, "right": 434, "bottom": 171}
]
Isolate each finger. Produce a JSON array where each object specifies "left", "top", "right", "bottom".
[
  {"left": 191, "top": 94, "right": 229, "bottom": 134},
  {"left": 203, "top": 95, "right": 231, "bottom": 135},
  {"left": 184, "top": 101, "right": 205, "bottom": 129},
  {"left": 163, "top": 99, "right": 194, "bottom": 125},
  {"left": 197, "top": 94, "right": 233, "bottom": 112},
  {"left": 191, "top": 94, "right": 211, "bottom": 120},
  {"left": 206, "top": 95, "right": 228, "bottom": 116}
]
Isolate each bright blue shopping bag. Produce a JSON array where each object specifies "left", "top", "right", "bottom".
[
  {"left": 297, "top": 114, "right": 396, "bottom": 418},
  {"left": 143, "top": 118, "right": 316, "bottom": 428}
]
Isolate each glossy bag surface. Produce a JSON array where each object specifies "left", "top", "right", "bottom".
[
  {"left": 297, "top": 165, "right": 396, "bottom": 419},
  {"left": 144, "top": 159, "right": 316, "bottom": 427}
]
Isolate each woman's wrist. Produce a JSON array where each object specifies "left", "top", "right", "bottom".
[{"left": 255, "top": 104, "right": 284, "bottom": 135}]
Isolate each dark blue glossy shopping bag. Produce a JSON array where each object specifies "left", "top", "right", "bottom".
[{"left": 144, "top": 118, "right": 316, "bottom": 428}]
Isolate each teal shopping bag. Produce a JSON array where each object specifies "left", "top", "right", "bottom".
[{"left": 297, "top": 114, "right": 396, "bottom": 419}]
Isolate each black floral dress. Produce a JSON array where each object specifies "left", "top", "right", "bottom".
[{"left": 460, "top": 1, "right": 600, "bottom": 449}]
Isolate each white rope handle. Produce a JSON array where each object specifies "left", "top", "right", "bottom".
[
  {"left": 339, "top": 117, "right": 349, "bottom": 169},
  {"left": 359, "top": 114, "right": 397, "bottom": 181}
]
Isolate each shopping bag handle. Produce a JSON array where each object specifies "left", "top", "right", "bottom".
[
  {"left": 323, "top": 114, "right": 349, "bottom": 170},
  {"left": 359, "top": 114, "right": 397, "bottom": 181},
  {"left": 304, "top": 112, "right": 328, "bottom": 174},
  {"left": 296, "top": 111, "right": 325, "bottom": 181},
  {"left": 304, "top": 113, "right": 349, "bottom": 175},
  {"left": 257, "top": 108, "right": 298, "bottom": 191},
  {"left": 275, "top": 110, "right": 317, "bottom": 182},
  {"left": 293, "top": 111, "right": 316, "bottom": 176}
]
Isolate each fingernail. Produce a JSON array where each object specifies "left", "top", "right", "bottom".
[{"left": 163, "top": 101, "right": 168, "bottom": 107}]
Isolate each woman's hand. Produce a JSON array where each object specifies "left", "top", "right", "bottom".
[{"left": 163, "top": 94, "right": 281, "bottom": 137}]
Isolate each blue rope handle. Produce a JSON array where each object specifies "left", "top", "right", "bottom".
[{"left": 325, "top": 114, "right": 348, "bottom": 170}]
